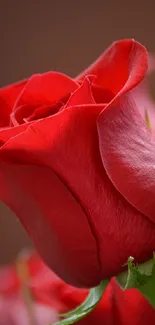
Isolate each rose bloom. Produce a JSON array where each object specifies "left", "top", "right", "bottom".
[
  {"left": 0, "top": 39, "right": 155, "bottom": 287},
  {"left": 1, "top": 251, "right": 155, "bottom": 325}
]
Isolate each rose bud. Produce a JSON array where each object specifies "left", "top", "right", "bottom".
[{"left": 0, "top": 39, "right": 154, "bottom": 287}]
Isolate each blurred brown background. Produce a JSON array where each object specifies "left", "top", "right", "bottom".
[{"left": 0, "top": 0, "right": 154, "bottom": 265}]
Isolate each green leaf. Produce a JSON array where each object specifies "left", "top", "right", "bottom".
[
  {"left": 53, "top": 280, "right": 109, "bottom": 325},
  {"left": 116, "top": 255, "right": 155, "bottom": 307}
]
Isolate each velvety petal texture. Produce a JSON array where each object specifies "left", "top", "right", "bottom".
[
  {"left": 0, "top": 39, "right": 154, "bottom": 288},
  {"left": 97, "top": 93, "right": 155, "bottom": 223},
  {"left": 0, "top": 162, "right": 100, "bottom": 287}
]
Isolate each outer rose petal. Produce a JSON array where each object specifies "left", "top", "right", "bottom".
[
  {"left": 0, "top": 79, "right": 27, "bottom": 127},
  {"left": 76, "top": 39, "right": 148, "bottom": 99},
  {"left": 0, "top": 123, "right": 31, "bottom": 145},
  {"left": 0, "top": 162, "right": 100, "bottom": 287},
  {"left": 97, "top": 93, "right": 155, "bottom": 224},
  {"left": 132, "top": 53, "right": 155, "bottom": 131},
  {"left": 1, "top": 103, "right": 155, "bottom": 284}
]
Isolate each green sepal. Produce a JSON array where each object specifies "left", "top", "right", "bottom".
[
  {"left": 117, "top": 255, "right": 155, "bottom": 307},
  {"left": 53, "top": 280, "right": 109, "bottom": 325}
]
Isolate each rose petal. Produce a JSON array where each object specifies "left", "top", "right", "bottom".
[
  {"left": 0, "top": 161, "right": 100, "bottom": 287},
  {"left": 11, "top": 104, "right": 38, "bottom": 126},
  {"left": 132, "top": 53, "right": 155, "bottom": 131},
  {"left": 97, "top": 93, "right": 155, "bottom": 224},
  {"left": 76, "top": 39, "right": 148, "bottom": 100},
  {"left": 0, "top": 79, "right": 27, "bottom": 127},
  {"left": 64, "top": 76, "right": 95, "bottom": 108},
  {"left": 10, "top": 72, "right": 78, "bottom": 126},
  {"left": 25, "top": 103, "right": 62, "bottom": 122},
  {"left": 0, "top": 123, "right": 31, "bottom": 146}
]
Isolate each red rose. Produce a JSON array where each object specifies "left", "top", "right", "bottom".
[{"left": 0, "top": 39, "right": 154, "bottom": 287}]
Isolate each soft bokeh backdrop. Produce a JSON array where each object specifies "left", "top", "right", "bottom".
[{"left": 0, "top": 0, "right": 154, "bottom": 264}]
